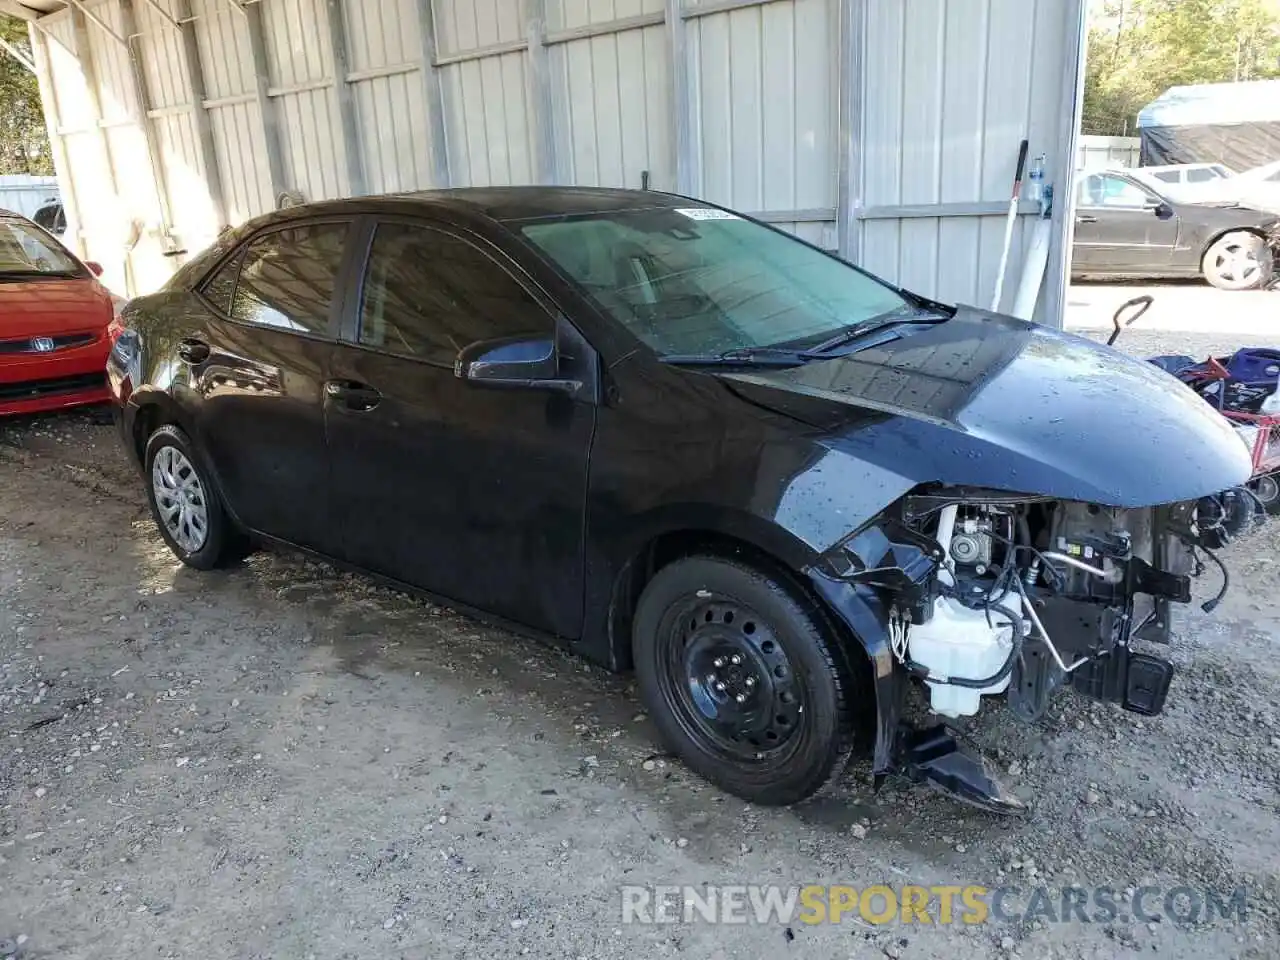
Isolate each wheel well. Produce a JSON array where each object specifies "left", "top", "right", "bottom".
[
  {"left": 132, "top": 403, "right": 171, "bottom": 463},
  {"left": 607, "top": 529, "right": 871, "bottom": 685},
  {"left": 1201, "top": 226, "right": 1269, "bottom": 263}
]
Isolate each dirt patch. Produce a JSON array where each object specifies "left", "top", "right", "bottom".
[{"left": 0, "top": 400, "right": 1277, "bottom": 960}]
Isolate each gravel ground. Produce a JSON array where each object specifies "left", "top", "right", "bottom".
[{"left": 1, "top": 329, "right": 1279, "bottom": 960}]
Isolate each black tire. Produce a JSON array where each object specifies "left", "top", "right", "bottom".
[
  {"left": 632, "top": 555, "right": 857, "bottom": 805},
  {"left": 143, "top": 424, "right": 244, "bottom": 569}
]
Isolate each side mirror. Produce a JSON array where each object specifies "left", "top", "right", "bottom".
[
  {"left": 1151, "top": 202, "right": 1174, "bottom": 219},
  {"left": 454, "top": 335, "right": 580, "bottom": 395},
  {"left": 85, "top": 261, "right": 104, "bottom": 277}
]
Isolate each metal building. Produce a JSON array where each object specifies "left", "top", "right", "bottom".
[{"left": 6, "top": 0, "right": 1086, "bottom": 324}]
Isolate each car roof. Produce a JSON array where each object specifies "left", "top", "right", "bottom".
[
  {"left": 245, "top": 186, "right": 706, "bottom": 232},
  {"left": 1139, "top": 163, "right": 1229, "bottom": 173}
]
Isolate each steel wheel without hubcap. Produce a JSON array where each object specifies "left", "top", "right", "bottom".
[
  {"left": 151, "top": 446, "right": 209, "bottom": 553},
  {"left": 657, "top": 598, "right": 806, "bottom": 761},
  {"left": 633, "top": 556, "right": 858, "bottom": 805}
]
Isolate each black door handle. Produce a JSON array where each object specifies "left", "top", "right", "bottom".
[
  {"left": 324, "top": 379, "right": 382, "bottom": 411},
  {"left": 1075, "top": 215, "right": 1098, "bottom": 224},
  {"left": 177, "top": 337, "right": 210, "bottom": 363}
]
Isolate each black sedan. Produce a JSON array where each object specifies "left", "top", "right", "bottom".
[
  {"left": 1072, "top": 169, "right": 1279, "bottom": 289},
  {"left": 109, "top": 188, "right": 1251, "bottom": 812}
]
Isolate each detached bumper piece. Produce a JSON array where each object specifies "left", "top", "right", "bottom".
[
  {"left": 895, "top": 724, "right": 1026, "bottom": 815},
  {"left": 1068, "top": 647, "right": 1175, "bottom": 716}
]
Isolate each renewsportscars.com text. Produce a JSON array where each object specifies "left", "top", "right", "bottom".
[{"left": 620, "top": 884, "right": 1249, "bottom": 926}]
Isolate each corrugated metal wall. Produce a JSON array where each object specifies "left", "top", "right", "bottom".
[{"left": 29, "top": 0, "right": 1085, "bottom": 324}]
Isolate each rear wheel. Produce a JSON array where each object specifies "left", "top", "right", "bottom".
[
  {"left": 1250, "top": 472, "right": 1280, "bottom": 515},
  {"left": 632, "top": 556, "right": 857, "bottom": 805},
  {"left": 144, "top": 424, "right": 244, "bottom": 569},
  {"left": 1201, "top": 231, "right": 1272, "bottom": 291}
]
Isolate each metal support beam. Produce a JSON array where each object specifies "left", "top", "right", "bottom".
[
  {"left": 859, "top": 200, "right": 1042, "bottom": 221},
  {"left": 324, "top": 0, "right": 364, "bottom": 196},
  {"left": 664, "top": 0, "right": 695, "bottom": 195},
  {"left": 524, "top": 0, "right": 556, "bottom": 184},
  {"left": 242, "top": 0, "right": 288, "bottom": 203},
  {"left": 835, "top": 0, "right": 862, "bottom": 262},
  {"left": 119, "top": 0, "right": 176, "bottom": 244},
  {"left": 28, "top": 24, "right": 84, "bottom": 257},
  {"left": 0, "top": 35, "right": 36, "bottom": 73},
  {"left": 1043, "top": 0, "right": 1090, "bottom": 329},
  {"left": 174, "top": 0, "right": 227, "bottom": 227},
  {"left": 682, "top": 0, "right": 788, "bottom": 18},
  {"left": 0, "top": 0, "right": 40, "bottom": 21},
  {"left": 69, "top": 3, "right": 124, "bottom": 279},
  {"left": 138, "top": 0, "right": 181, "bottom": 31},
  {"left": 414, "top": 0, "right": 450, "bottom": 187},
  {"left": 64, "top": 0, "right": 127, "bottom": 47},
  {"left": 545, "top": 11, "right": 664, "bottom": 45}
]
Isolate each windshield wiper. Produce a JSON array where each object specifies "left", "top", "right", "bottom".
[
  {"left": 660, "top": 346, "right": 810, "bottom": 367},
  {"left": 799, "top": 307, "right": 952, "bottom": 357}
]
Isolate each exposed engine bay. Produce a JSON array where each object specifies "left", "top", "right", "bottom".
[{"left": 811, "top": 489, "right": 1226, "bottom": 811}]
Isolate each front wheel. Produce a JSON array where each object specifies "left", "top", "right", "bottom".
[
  {"left": 632, "top": 556, "right": 858, "bottom": 805},
  {"left": 1201, "top": 231, "right": 1273, "bottom": 291},
  {"left": 144, "top": 424, "right": 243, "bottom": 569}
]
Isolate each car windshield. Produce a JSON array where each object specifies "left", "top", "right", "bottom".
[
  {"left": 0, "top": 220, "right": 80, "bottom": 277},
  {"left": 519, "top": 207, "right": 910, "bottom": 357}
]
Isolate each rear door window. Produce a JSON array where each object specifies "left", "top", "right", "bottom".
[
  {"left": 229, "top": 222, "right": 351, "bottom": 335},
  {"left": 199, "top": 251, "right": 242, "bottom": 315}
]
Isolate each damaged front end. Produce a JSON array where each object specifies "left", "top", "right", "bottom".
[{"left": 807, "top": 487, "right": 1221, "bottom": 813}]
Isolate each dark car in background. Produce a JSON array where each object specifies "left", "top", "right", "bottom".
[
  {"left": 108, "top": 188, "right": 1251, "bottom": 812},
  {"left": 31, "top": 200, "right": 66, "bottom": 237},
  {"left": 1072, "top": 169, "right": 1279, "bottom": 289}
]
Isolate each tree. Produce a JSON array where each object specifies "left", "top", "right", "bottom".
[
  {"left": 1083, "top": 0, "right": 1280, "bottom": 136},
  {"left": 0, "top": 18, "right": 52, "bottom": 175}
]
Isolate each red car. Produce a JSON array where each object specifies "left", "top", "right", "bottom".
[{"left": 0, "top": 210, "right": 118, "bottom": 417}]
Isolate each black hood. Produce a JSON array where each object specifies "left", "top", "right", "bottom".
[{"left": 721, "top": 308, "right": 1253, "bottom": 508}]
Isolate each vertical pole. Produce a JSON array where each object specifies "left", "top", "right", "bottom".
[
  {"left": 1043, "top": 0, "right": 1088, "bottom": 330},
  {"left": 524, "top": 0, "right": 556, "bottom": 185},
  {"left": 835, "top": 0, "right": 863, "bottom": 263},
  {"left": 174, "top": 0, "right": 228, "bottom": 227},
  {"left": 118, "top": 0, "right": 176, "bottom": 241},
  {"left": 664, "top": 0, "right": 694, "bottom": 195},
  {"left": 324, "top": 0, "right": 365, "bottom": 196},
  {"left": 414, "top": 0, "right": 450, "bottom": 187},
  {"left": 70, "top": 4, "right": 125, "bottom": 280},
  {"left": 243, "top": 0, "right": 287, "bottom": 203},
  {"left": 28, "top": 24, "right": 85, "bottom": 258}
]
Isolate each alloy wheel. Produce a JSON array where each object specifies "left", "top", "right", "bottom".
[
  {"left": 151, "top": 446, "right": 209, "bottom": 553},
  {"left": 1207, "top": 238, "right": 1263, "bottom": 287}
]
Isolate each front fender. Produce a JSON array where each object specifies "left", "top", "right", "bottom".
[{"left": 807, "top": 571, "right": 902, "bottom": 775}]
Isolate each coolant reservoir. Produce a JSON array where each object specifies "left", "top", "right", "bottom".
[{"left": 908, "top": 596, "right": 1015, "bottom": 718}]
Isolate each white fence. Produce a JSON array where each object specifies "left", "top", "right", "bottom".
[
  {"left": 1077, "top": 134, "right": 1139, "bottom": 172},
  {"left": 0, "top": 175, "right": 60, "bottom": 219}
]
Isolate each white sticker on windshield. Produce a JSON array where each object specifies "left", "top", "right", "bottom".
[{"left": 675, "top": 208, "right": 740, "bottom": 221}]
